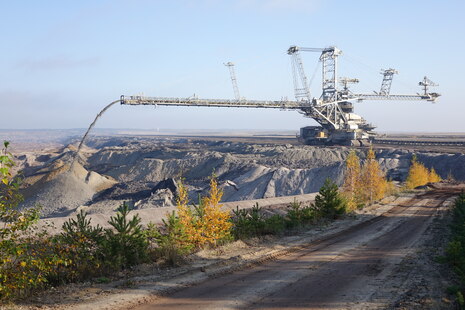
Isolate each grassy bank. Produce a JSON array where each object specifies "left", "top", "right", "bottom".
[{"left": 444, "top": 191, "right": 465, "bottom": 308}]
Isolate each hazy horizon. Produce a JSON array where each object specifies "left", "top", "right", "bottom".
[{"left": 2, "top": 128, "right": 465, "bottom": 135}]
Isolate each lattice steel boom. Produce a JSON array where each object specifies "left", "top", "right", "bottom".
[{"left": 120, "top": 95, "right": 304, "bottom": 109}]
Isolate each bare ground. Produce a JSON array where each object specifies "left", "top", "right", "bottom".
[
  {"left": 129, "top": 187, "right": 458, "bottom": 310},
  {"left": 4, "top": 183, "right": 462, "bottom": 310}
]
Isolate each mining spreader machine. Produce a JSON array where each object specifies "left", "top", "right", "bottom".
[{"left": 121, "top": 46, "right": 440, "bottom": 146}]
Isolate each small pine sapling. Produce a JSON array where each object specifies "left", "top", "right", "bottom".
[
  {"left": 312, "top": 178, "right": 347, "bottom": 219},
  {"left": 104, "top": 203, "right": 149, "bottom": 269}
]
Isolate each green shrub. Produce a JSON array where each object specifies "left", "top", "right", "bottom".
[
  {"left": 231, "top": 203, "right": 267, "bottom": 239},
  {"left": 458, "top": 291, "right": 465, "bottom": 308},
  {"left": 446, "top": 241, "right": 465, "bottom": 273},
  {"left": 451, "top": 192, "right": 465, "bottom": 237},
  {"left": 0, "top": 141, "right": 68, "bottom": 301},
  {"left": 312, "top": 178, "right": 347, "bottom": 219},
  {"left": 55, "top": 210, "right": 105, "bottom": 281},
  {"left": 285, "top": 199, "right": 318, "bottom": 229},
  {"left": 231, "top": 196, "right": 332, "bottom": 240},
  {"left": 447, "top": 285, "right": 461, "bottom": 295},
  {"left": 444, "top": 191, "right": 465, "bottom": 307},
  {"left": 146, "top": 212, "right": 193, "bottom": 266},
  {"left": 103, "top": 203, "right": 149, "bottom": 270},
  {"left": 96, "top": 277, "right": 111, "bottom": 284},
  {"left": 231, "top": 203, "right": 287, "bottom": 239},
  {"left": 262, "top": 214, "right": 286, "bottom": 235}
]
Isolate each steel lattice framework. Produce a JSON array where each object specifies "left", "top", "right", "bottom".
[
  {"left": 379, "top": 69, "right": 398, "bottom": 95},
  {"left": 120, "top": 45, "right": 440, "bottom": 145},
  {"left": 224, "top": 62, "right": 241, "bottom": 101}
]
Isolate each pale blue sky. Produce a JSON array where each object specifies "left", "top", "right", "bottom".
[{"left": 1, "top": 0, "right": 463, "bottom": 132}]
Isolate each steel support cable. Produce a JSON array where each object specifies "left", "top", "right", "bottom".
[
  {"left": 340, "top": 56, "right": 380, "bottom": 92},
  {"left": 343, "top": 54, "right": 419, "bottom": 94},
  {"left": 308, "top": 61, "right": 320, "bottom": 91}
]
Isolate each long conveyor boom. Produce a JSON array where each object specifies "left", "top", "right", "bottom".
[{"left": 120, "top": 95, "right": 306, "bottom": 110}]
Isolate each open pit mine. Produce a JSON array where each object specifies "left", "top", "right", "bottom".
[{"left": 16, "top": 135, "right": 465, "bottom": 218}]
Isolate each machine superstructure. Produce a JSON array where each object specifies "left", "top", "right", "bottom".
[{"left": 121, "top": 46, "right": 440, "bottom": 145}]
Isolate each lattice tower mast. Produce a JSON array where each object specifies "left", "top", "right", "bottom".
[
  {"left": 224, "top": 62, "right": 241, "bottom": 101},
  {"left": 379, "top": 69, "right": 398, "bottom": 95},
  {"left": 287, "top": 46, "right": 311, "bottom": 101},
  {"left": 320, "top": 47, "right": 342, "bottom": 102},
  {"left": 419, "top": 76, "right": 439, "bottom": 96}
]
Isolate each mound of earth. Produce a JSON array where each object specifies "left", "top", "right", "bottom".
[
  {"left": 20, "top": 159, "right": 116, "bottom": 217},
  {"left": 15, "top": 136, "right": 465, "bottom": 217}
]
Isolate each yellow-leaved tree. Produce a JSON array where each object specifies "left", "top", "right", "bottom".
[
  {"left": 361, "top": 148, "right": 388, "bottom": 203},
  {"left": 176, "top": 180, "right": 198, "bottom": 247},
  {"left": 342, "top": 150, "right": 362, "bottom": 211},
  {"left": 177, "top": 176, "right": 232, "bottom": 248},
  {"left": 428, "top": 168, "right": 441, "bottom": 183},
  {"left": 405, "top": 155, "right": 438, "bottom": 189},
  {"left": 201, "top": 177, "right": 232, "bottom": 245}
]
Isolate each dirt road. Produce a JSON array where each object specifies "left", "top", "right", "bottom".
[{"left": 132, "top": 189, "right": 455, "bottom": 310}]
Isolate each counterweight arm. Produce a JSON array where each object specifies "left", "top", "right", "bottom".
[{"left": 354, "top": 93, "right": 440, "bottom": 102}]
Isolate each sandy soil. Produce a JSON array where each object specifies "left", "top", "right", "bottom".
[
  {"left": 376, "top": 192, "right": 456, "bottom": 310},
  {"left": 5, "top": 183, "right": 462, "bottom": 310}
]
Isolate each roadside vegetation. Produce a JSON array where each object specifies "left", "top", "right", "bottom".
[
  {"left": 0, "top": 144, "right": 442, "bottom": 302},
  {"left": 0, "top": 138, "right": 152, "bottom": 299},
  {"left": 0, "top": 142, "right": 238, "bottom": 302},
  {"left": 405, "top": 154, "right": 441, "bottom": 189},
  {"left": 342, "top": 148, "right": 395, "bottom": 210},
  {"left": 230, "top": 178, "right": 346, "bottom": 240},
  {"left": 0, "top": 141, "right": 53, "bottom": 300},
  {"left": 443, "top": 191, "right": 465, "bottom": 308}
]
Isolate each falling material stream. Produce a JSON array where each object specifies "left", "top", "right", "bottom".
[{"left": 70, "top": 99, "right": 121, "bottom": 169}]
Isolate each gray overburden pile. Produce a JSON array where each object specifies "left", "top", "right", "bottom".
[{"left": 17, "top": 138, "right": 465, "bottom": 218}]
